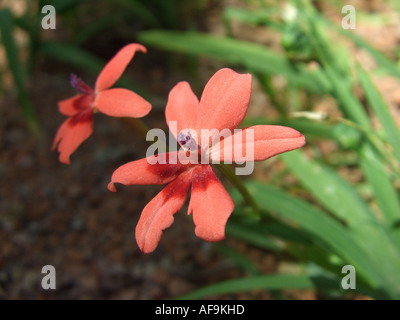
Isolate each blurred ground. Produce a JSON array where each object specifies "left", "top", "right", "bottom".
[{"left": 1, "top": 0, "right": 399, "bottom": 300}]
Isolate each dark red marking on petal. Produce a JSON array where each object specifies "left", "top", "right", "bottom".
[
  {"left": 159, "top": 171, "right": 193, "bottom": 204},
  {"left": 69, "top": 108, "right": 94, "bottom": 126},
  {"left": 147, "top": 152, "right": 192, "bottom": 179},
  {"left": 190, "top": 164, "right": 219, "bottom": 190},
  {"left": 72, "top": 94, "right": 93, "bottom": 112},
  {"left": 108, "top": 152, "right": 196, "bottom": 191},
  {"left": 58, "top": 94, "right": 94, "bottom": 116}
]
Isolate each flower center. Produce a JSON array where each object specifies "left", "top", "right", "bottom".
[{"left": 177, "top": 130, "right": 198, "bottom": 151}]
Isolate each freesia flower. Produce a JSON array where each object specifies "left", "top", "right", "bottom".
[
  {"left": 53, "top": 43, "right": 151, "bottom": 164},
  {"left": 108, "top": 68, "right": 305, "bottom": 253}
]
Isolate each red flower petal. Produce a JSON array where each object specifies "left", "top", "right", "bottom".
[
  {"left": 188, "top": 165, "right": 234, "bottom": 242},
  {"left": 210, "top": 125, "right": 306, "bottom": 162},
  {"left": 53, "top": 110, "right": 94, "bottom": 164},
  {"left": 165, "top": 81, "right": 199, "bottom": 139},
  {"left": 95, "top": 43, "right": 146, "bottom": 92},
  {"left": 52, "top": 118, "right": 70, "bottom": 150},
  {"left": 95, "top": 88, "right": 151, "bottom": 118},
  {"left": 108, "top": 152, "right": 191, "bottom": 192},
  {"left": 58, "top": 94, "right": 93, "bottom": 116},
  {"left": 196, "top": 68, "right": 251, "bottom": 140},
  {"left": 135, "top": 170, "right": 192, "bottom": 253}
]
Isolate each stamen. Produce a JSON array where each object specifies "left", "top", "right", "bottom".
[
  {"left": 177, "top": 130, "right": 198, "bottom": 150},
  {"left": 178, "top": 131, "right": 191, "bottom": 146},
  {"left": 70, "top": 73, "right": 94, "bottom": 95}
]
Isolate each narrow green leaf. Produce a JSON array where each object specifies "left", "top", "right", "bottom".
[
  {"left": 226, "top": 221, "right": 282, "bottom": 251},
  {"left": 39, "top": 0, "right": 81, "bottom": 13},
  {"left": 241, "top": 117, "right": 334, "bottom": 139},
  {"left": 360, "top": 143, "right": 400, "bottom": 228},
  {"left": 223, "top": 7, "right": 279, "bottom": 27},
  {"left": 0, "top": 9, "right": 37, "bottom": 129},
  {"left": 321, "top": 16, "right": 400, "bottom": 79},
  {"left": 282, "top": 149, "right": 376, "bottom": 225},
  {"left": 358, "top": 65, "right": 400, "bottom": 162},
  {"left": 299, "top": 5, "right": 371, "bottom": 128},
  {"left": 74, "top": 17, "right": 116, "bottom": 45},
  {"left": 40, "top": 41, "right": 104, "bottom": 74},
  {"left": 240, "top": 181, "right": 382, "bottom": 290},
  {"left": 287, "top": 245, "right": 342, "bottom": 276},
  {"left": 138, "top": 30, "right": 331, "bottom": 94},
  {"left": 324, "top": 65, "right": 371, "bottom": 128},
  {"left": 177, "top": 275, "right": 316, "bottom": 300},
  {"left": 257, "top": 221, "right": 313, "bottom": 245},
  {"left": 149, "top": 0, "right": 179, "bottom": 28},
  {"left": 105, "top": 0, "right": 160, "bottom": 27},
  {"left": 213, "top": 244, "right": 260, "bottom": 275},
  {"left": 282, "top": 149, "right": 400, "bottom": 298}
]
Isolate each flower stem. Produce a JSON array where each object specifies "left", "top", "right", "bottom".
[
  {"left": 123, "top": 118, "right": 150, "bottom": 140},
  {"left": 215, "top": 163, "right": 261, "bottom": 219}
]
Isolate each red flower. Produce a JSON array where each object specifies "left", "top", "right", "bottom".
[
  {"left": 53, "top": 43, "right": 151, "bottom": 164},
  {"left": 108, "top": 68, "right": 305, "bottom": 253}
]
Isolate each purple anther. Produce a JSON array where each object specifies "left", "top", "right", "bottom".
[
  {"left": 178, "top": 131, "right": 191, "bottom": 145},
  {"left": 177, "top": 130, "right": 198, "bottom": 150},
  {"left": 70, "top": 73, "right": 94, "bottom": 95}
]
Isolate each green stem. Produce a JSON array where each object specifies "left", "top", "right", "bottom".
[
  {"left": 215, "top": 163, "right": 261, "bottom": 219},
  {"left": 123, "top": 117, "right": 150, "bottom": 140}
]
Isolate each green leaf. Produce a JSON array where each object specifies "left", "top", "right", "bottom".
[
  {"left": 0, "top": 9, "right": 37, "bottom": 129},
  {"left": 138, "top": 30, "right": 331, "bottom": 94},
  {"left": 298, "top": 5, "right": 371, "bottom": 128},
  {"left": 40, "top": 41, "right": 104, "bottom": 73},
  {"left": 39, "top": 0, "right": 85, "bottom": 15},
  {"left": 333, "top": 122, "right": 364, "bottom": 149},
  {"left": 213, "top": 244, "right": 260, "bottom": 275},
  {"left": 226, "top": 221, "right": 282, "bottom": 251},
  {"left": 73, "top": 17, "right": 117, "bottom": 45},
  {"left": 282, "top": 149, "right": 400, "bottom": 298},
  {"left": 360, "top": 143, "right": 400, "bottom": 250},
  {"left": 360, "top": 143, "right": 400, "bottom": 228},
  {"left": 40, "top": 42, "right": 105, "bottom": 74},
  {"left": 324, "top": 64, "right": 371, "bottom": 128},
  {"left": 176, "top": 274, "right": 317, "bottom": 300},
  {"left": 240, "top": 181, "right": 382, "bottom": 290},
  {"left": 358, "top": 65, "right": 400, "bottom": 162},
  {"left": 258, "top": 221, "right": 314, "bottom": 245},
  {"left": 105, "top": 0, "right": 160, "bottom": 27},
  {"left": 241, "top": 117, "right": 334, "bottom": 140},
  {"left": 287, "top": 245, "right": 342, "bottom": 276},
  {"left": 39, "top": 0, "right": 81, "bottom": 13},
  {"left": 321, "top": 16, "right": 400, "bottom": 79},
  {"left": 223, "top": 7, "right": 279, "bottom": 27},
  {"left": 281, "top": 149, "right": 376, "bottom": 226}
]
